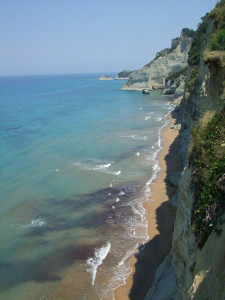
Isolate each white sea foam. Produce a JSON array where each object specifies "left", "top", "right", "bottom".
[
  {"left": 112, "top": 170, "right": 121, "bottom": 176},
  {"left": 107, "top": 193, "right": 111, "bottom": 196},
  {"left": 139, "top": 107, "right": 143, "bottom": 110},
  {"left": 136, "top": 152, "right": 140, "bottom": 156},
  {"left": 118, "top": 244, "right": 139, "bottom": 266},
  {"left": 94, "top": 163, "right": 111, "bottom": 170},
  {"left": 112, "top": 206, "right": 115, "bottom": 209},
  {"left": 144, "top": 116, "right": 151, "bottom": 121},
  {"left": 132, "top": 205, "right": 144, "bottom": 222},
  {"left": 87, "top": 242, "right": 111, "bottom": 286},
  {"left": 144, "top": 106, "right": 173, "bottom": 198},
  {"left": 22, "top": 219, "right": 46, "bottom": 228},
  {"left": 72, "top": 161, "right": 121, "bottom": 176},
  {"left": 49, "top": 168, "right": 59, "bottom": 172},
  {"left": 120, "top": 135, "right": 147, "bottom": 141},
  {"left": 156, "top": 117, "right": 163, "bottom": 121},
  {"left": 99, "top": 105, "right": 173, "bottom": 300},
  {"left": 116, "top": 198, "right": 120, "bottom": 202},
  {"left": 109, "top": 183, "right": 113, "bottom": 188},
  {"left": 118, "top": 191, "right": 125, "bottom": 196},
  {"left": 86, "top": 158, "right": 106, "bottom": 163}
]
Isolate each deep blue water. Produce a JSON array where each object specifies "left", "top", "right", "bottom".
[{"left": 0, "top": 74, "right": 172, "bottom": 300}]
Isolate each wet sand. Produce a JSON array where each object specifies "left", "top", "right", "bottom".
[{"left": 115, "top": 111, "right": 182, "bottom": 300}]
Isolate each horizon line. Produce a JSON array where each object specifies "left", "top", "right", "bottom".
[{"left": 0, "top": 71, "right": 120, "bottom": 78}]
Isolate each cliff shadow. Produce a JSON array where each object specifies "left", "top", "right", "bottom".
[
  {"left": 129, "top": 201, "right": 176, "bottom": 300},
  {"left": 128, "top": 107, "right": 182, "bottom": 300}
]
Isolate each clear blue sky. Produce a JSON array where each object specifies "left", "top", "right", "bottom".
[{"left": 0, "top": 0, "right": 218, "bottom": 76}]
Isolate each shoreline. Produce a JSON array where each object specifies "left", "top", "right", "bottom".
[{"left": 114, "top": 110, "right": 182, "bottom": 300}]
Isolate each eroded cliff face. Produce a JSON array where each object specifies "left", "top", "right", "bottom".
[
  {"left": 122, "top": 29, "right": 194, "bottom": 90},
  {"left": 173, "top": 167, "right": 225, "bottom": 300},
  {"left": 145, "top": 8, "right": 225, "bottom": 299},
  {"left": 173, "top": 164, "right": 225, "bottom": 300},
  {"left": 172, "top": 14, "right": 225, "bottom": 300}
]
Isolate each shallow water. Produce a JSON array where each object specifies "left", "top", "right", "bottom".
[{"left": 0, "top": 74, "right": 172, "bottom": 299}]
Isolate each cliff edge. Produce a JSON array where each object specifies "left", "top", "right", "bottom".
[
  {"left": 145, "top": 1, "right": 225, "bottom": 299},
  {"left": 122, "top": 28, "right": 194, "bottom": 91}
]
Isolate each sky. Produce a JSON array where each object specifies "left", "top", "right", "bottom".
[{"left": 0, "top": 0, "right": 219, "bottom": 76}]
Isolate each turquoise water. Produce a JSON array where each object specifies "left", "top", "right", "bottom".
[{"left": 0, "top": 74, "right": 172, "bottom": 300}]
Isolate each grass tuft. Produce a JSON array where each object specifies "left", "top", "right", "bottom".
[
  {"left": 186, "top": 66, "right": 199, "bottom": 92},
  {"left": 165, "top": 67, "right": 187, "bottom": 84},
  {"left": 209, "top": 28, "right": 225, "bottom": 51},
  {"left": 210, "top": 0, "right": 225, "bottom": 30},
  {"left": 190, "top": 109, "right": 225, "bottom": 247}
]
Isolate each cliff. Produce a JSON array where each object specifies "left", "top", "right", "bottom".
[
  {"left": 98, "top": 75, "right": 113, "bottom": 80},
  {"left": 114, "top": 70, "right": 132, "bottom": 79},
  {"left": 145, "top": 1, "right": 225, "bottom": 299},
  {"left": 122, "top": 28, "right": 194, "bottom": 90}
]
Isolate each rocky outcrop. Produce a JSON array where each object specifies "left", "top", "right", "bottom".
[
  {"left": 142, "top": 89, "right": 150, "bottom": 94},
  {"left": 162, "top": 81, "right": 177, "bottom": 95},
  {"left": 114, "top": 70, "right": 132, "bottom": 79},
  {"left": 122, "top": 29, "right": 194, "bottom": 90},
  {"left": 98, "top": 75, "right": 113, "bottom": 80}
]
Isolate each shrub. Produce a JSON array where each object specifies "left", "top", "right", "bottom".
[
  {"left": 186, "top": 66, "right": 199, "bottom": 92},
  {"left": 209, "top": 28, "right": 225, "bottom": 51},
  {"left": 188, "top": 16, "right": 209, "bottom": 67},
  {"left": 210, "top": 0, "right": 225, "bottom": 30},
  {"left": 182, "top": 28, "right": 195, "bottom": 38},
  {"left": 190, "top": 109, "right": 225, "bottom": 247},
  {"left": 165, "top": 67, "right": 187, "bottom": 84}
]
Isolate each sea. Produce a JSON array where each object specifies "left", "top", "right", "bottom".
[{"left": 0, "top": 73, "right": 172, "bottom": 300}]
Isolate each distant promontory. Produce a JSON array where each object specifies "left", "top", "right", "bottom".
[
  {"left": 114, "top": 70, "right": 132, "bottom": 79},
  {"left": 98, "top": 75, "right": 113, "bottom": 80}
]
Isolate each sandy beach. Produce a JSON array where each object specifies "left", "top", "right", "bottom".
[{"left": 115, "top": 109, "right": 182, "bottom": 300}]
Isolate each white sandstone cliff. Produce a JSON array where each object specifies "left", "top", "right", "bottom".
[
  {"left": 145, "top": 12, "right": 225, "bottom": 300},
  {"left": 122, "top": 29, "right": 194, "bottom": 91}
]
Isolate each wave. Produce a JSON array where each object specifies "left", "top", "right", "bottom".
[
  {"left": 131, "top": 205, "right": 144, "bottom": 222},
  {"left": 118, "top": 244, "right": 138, "bottom": 266},
  {"left": 144, "top": 116, "right": 151, "bottom": 121},
  {"left": 144, "top": 106, "right": 172, "bottom": 197},
  {"left": 120, "top": 135, "right": 147, "bottom": 141},
  {"left": 72, "top": 161, "right": 121, "bottom": 176},
  {"left": 94, "top": 163, "right": 112, "bottom": 170},
  {"left": 113, "top": 170, "right": 121, "bottom": 176},
  {"left": 21, "top": 219, "right": 46, "bottom": 228},
  {"left": 87, "top": 242, "right": 111, "bottom": 285},
  {"left": 118, "top": 191, "right": 125, "bottom": 196},
  {"left": 155, "top": 116, "right": 163, "bottom": 121}
]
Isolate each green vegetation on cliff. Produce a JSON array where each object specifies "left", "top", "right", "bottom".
[
  {"left": 165, "top": 67, "right": 187, "bottom": 84},
  {"left": 210, "top": 0, "right": 225, "bottom": 30},
  {"left": 189, "top": 110, "right": 225, "bottom": 247},
  {"left": 185, "top": 15, "right": 210, "bottom": 92},
  {"left": 209, "top": 28, "right": 225, "bottom": 51},
  {"left": 186, "top": 66, "right": 199, "bottom": 92},
  {"left": 188, "top": 15, "right": 209, "bottom": 67}
]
